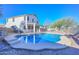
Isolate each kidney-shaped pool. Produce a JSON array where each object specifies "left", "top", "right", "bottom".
[
  {"left": 5, "top": 33, "right": 67, "bottom": 50},
  {"left": 15, "top": 34, "right": 61, "bottom": 44}
]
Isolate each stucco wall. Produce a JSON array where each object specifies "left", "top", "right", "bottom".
[
  {"left": 5, "top": 14, "right": 39, "bottom": 29},
  {"left": 14, "top": 16, "right": 25, "bottom": 28},
  {"left": 5, "top": 18, "right": 15, "bottom": 28}
]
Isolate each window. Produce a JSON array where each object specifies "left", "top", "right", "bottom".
[
  {"left": 32, "top": 19, "right": 34, "bottom": 22},
  {"left": 27, "top": 16, "right": 29, "bottom": 21}
]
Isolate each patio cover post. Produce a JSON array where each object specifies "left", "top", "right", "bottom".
[{"left": 25, "top": 17, "right": 28, "bottom": 32}]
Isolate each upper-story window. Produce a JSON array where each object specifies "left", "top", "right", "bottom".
[
  {"left": 27, "top": 16, "right": 29, "bottom": 22},
  {"left": 32, "top": 19, "right": 34, "bottom": 22}
]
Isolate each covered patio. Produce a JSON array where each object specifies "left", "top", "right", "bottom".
[{"left": 26, "top": 23, "right": 40, "bottom": 33}]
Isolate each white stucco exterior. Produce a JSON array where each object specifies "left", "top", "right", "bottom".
[
  {"left": 5, "top": 14, "right": 39, "bottom": 32},
  {"left": 5, "top": 16, "right": 26, "bottom": 28}
]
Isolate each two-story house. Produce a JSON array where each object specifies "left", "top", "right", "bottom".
[{"left": 5, "top": 14, "right": 40, "bottom": 32}]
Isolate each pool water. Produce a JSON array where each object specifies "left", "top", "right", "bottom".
[{"left": 15, "top": 34, "right": 61, "bottom": 44}]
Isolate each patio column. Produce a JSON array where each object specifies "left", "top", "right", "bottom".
[
  {"left": 33, "top": 23, "right": 35, "bottom": 33},
  {"left": 25, "top": 16, "right": 28, "bottom": 32},
  {"left": 39, "top": 26, "right": 40, "bottom": 32}
]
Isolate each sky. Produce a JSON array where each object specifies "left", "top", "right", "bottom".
[{"left": 0, "top": 4, "right": 79, "bottom": 25}]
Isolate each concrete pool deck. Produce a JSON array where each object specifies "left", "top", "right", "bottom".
[{"left": 58, "top": 36, "right": 79, "bottom": 49}]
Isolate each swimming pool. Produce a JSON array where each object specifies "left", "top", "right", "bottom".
[
  {"left": 15, "top": 34, "right": 61, "bottom": 44},
  {"left": 5, "top": 33, "right": 67, "bottom": 50}
]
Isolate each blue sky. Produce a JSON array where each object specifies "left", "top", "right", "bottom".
[{"left": 0, "top": 4, "right": 79, "bottom": 25}]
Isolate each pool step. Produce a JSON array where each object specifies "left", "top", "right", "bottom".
[{"left": 6, "top": 36, "right": 28, "bottom": 45}]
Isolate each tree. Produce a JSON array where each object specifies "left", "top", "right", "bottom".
[{"left": 50, "top": 17, "right": 78, "bottom": 30}]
